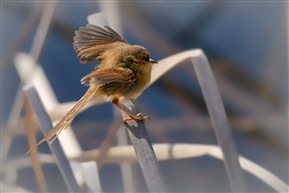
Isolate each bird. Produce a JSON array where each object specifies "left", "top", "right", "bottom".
[{"left": 37, "top": 24, "right": 157, "bottom": 145}]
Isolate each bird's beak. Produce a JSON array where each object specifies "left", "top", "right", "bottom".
[{"left": 149, "top": 58, "right": 158, "bottom": 63}]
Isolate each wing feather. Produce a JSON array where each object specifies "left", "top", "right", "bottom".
[
  {"left": 73, "top": 25, "right": 129, "bottom": 64},
  {"left": 81, "top": 67, "right": 136, "bottom": 86}
]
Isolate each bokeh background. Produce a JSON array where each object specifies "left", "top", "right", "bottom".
[{"left": 1, "top": 1, "right": 288, "bottom": 192}]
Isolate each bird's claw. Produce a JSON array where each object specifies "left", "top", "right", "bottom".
[{"left": 123, "top": 113, "right": 150, "bottom": 123}]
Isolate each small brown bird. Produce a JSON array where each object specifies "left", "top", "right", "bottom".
[{"left": 37, "top": 24, "right": 157, "bottom": 145}]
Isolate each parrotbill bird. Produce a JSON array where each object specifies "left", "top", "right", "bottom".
[{"left": 37, "top": 24, "right": 157, "bottom": 145}]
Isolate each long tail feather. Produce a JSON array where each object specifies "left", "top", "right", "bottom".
[{"left": 36, "top": 86, "right": 98, "bottom": 146}]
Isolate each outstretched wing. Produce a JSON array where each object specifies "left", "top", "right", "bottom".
[{"left": 73, "top": 25, "right": 129, "bottom": 64}]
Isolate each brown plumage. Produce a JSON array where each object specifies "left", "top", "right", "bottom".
[{"left": 37, "top": 24, "right": 157, "bottom": 145}]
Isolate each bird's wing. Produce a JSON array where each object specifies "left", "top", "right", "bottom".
[
  {"left": 73, "top": 25, "right": 129, "bottom": 64},
  {"left": 81, "top": 67, "right": 136, "bottom": 86}
]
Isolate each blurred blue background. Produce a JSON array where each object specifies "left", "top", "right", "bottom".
[{"left": 1, "top": 1, "right": 288, "bottom": 192}]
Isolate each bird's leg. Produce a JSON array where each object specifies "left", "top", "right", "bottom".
[{"left": 112, "top": 98, "right": 150, "bottom": 123}]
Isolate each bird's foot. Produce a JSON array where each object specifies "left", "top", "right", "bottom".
[{"left": 123, "top": 113, "right": 150, "bottom": 123}]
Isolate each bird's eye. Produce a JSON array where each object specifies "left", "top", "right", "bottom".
[
  {"left": 127, "top": 57, "right": 140, "bottom": 65},
  {"left": 134, "top": 60, "right": 140, "bottom": 64}
]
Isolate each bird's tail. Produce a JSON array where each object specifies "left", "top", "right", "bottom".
[{"left": 36, "top": 85, "right": 98, "bottom": 146}]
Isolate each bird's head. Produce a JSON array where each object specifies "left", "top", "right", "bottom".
[{"left": 123, "top": 45, "right": 157, "bottom": 67}]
